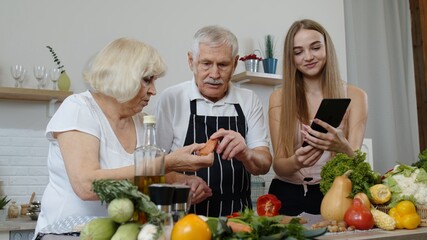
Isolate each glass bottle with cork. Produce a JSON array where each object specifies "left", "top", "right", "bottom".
[{"left": 134, "top": 115, "right": 166, "bottom": 223}]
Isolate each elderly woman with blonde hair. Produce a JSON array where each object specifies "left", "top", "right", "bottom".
[{"left": 35, "top": 38, "right": 213, "bottom": 234}]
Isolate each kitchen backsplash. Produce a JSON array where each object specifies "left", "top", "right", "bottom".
[
  {"left": 0, "top": 128, "right": 275, "bottom": 208},
  {"left": 0, "top": 128, "right": 48, "bottom": 205}
]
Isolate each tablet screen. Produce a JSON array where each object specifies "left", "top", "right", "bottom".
[{"left": 302, "top": 98, "right": 351, "bottom": 147}]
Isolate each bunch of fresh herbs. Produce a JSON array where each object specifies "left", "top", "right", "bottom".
[{"left": 92, "top": 179, "right": 165, "bottom": 225}]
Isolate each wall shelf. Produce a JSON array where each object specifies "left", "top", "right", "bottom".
[
  {"left": 0, "top": 87, "right": 72, "bottom": 101},
  {"left": 231, "top": 71, "right": 282, "bottom": 86},
  {"left": 0, "top": 87, "right": 73, "bottom": 116}
]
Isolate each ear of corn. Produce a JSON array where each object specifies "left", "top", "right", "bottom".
[
  {"left": 371, "top": 208, "right": 396, "bottom": 230},
  {"left": 369, "top": 184, "right": 391, "bottom": 204}
]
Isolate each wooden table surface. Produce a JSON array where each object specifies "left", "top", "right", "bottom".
[{"left": 317, "top": 227, "right": 427, "bottom": 240}]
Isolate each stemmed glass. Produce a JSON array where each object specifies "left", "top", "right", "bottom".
[
  {"left": 41, "top": 72, "right": 48, "bottom": 89},
  {"left": 18, "top": 68, "right": 26, "bottom": 88},
  {"left": 10, "top": 65, "right": 24, "bottom": 88},
  {"left": 33, "top": 66, "right": 46, "bottom": 89},
  {"left": 50, "top": 68, "right": 61, "bottom": 90}
]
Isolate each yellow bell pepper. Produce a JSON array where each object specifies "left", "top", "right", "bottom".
[{"left": 388, "top": 200, "right": 421, "bottom": 230}]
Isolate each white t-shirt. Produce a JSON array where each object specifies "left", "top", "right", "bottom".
[
  {"left": 155, "top": 79, "right": 269, "bottom": 152},
  {"left": 35, "top": 91, "right": 145, "bottom": 234}
]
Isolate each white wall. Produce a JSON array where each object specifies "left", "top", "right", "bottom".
[
  {"left": 0, "top": 0, "right": 346, "bottom": 127},
  {"left": 0, "top": 0, "right": 346, "bottom": 202}
]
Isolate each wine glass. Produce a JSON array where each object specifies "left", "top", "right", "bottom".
[
  {"left": 18, "top": 68, "right": 26, "bottom": 88},
  {"left": 33, "top": 66, "right": 46, "bottom": 89},
  {"left": 10, "top": 65, "right": 24, "bottom": 88},
  {"left": 50, "top": 68, "right": 61, "bottom": 90},
  {"left": 41, "top": 72, "right": 48, "bottom": 89}
]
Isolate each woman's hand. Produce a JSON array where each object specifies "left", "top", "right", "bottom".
[
  {"left": 301, "top": 119, "right": 353, "bottom": 156},
  {"left": 165, "top": 143, "right": 214, "bottom": 173},
  {"left": 294, "top": 145, "right": 324, "bottom": 169}
]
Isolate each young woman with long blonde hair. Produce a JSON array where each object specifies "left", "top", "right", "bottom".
[{"left": 268, "top": 19, "right": 368, "bottom": 216}]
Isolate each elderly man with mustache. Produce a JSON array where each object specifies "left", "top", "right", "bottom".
[{"left": 155, "top": 25, "right": 272, "bottom": 217}]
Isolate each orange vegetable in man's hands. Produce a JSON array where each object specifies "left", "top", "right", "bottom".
[{"left": 198, "top": 139, "right": 218, "bottom": 156}]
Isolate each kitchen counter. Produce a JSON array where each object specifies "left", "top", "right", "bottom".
[
  {"left": 0, "top": 216, "right": 36, "bottom": 232},
  {"left": 300, "top": 212, "right": 427, "bottom": 239},
  {"left": 318, "top": 227, "right": 427, "bottom": 240},
  {"left": 31, "top": 227, "right": 427, "bottom": 240}
]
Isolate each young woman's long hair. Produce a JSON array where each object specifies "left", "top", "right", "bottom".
[{"left": 279, "top": 19, "right": 346, "bottom": 157}]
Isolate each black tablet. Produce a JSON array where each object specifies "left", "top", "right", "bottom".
[{"left": 302, "top": 98, "right": 351, "bottom": 147}]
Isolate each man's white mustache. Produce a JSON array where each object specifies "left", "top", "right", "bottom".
[{"left": 203, "top": 78, "right": 224, "bottom": 85}]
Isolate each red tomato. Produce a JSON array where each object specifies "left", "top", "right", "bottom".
[
  {"left": 256, "top": 194, "right": 281, "bottom": 216},
  {"left": 344, "top": 198, "right": 374, "bottom": 230},
  {"left": 226, "top": 212, "right": 241, "bottom": 219}
]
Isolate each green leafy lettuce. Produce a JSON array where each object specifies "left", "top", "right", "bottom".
[
  {"left": 412, "top": 148, "right": 427, "bottom": 172},
  {"left": 320, "top": 150, "right": 382, "bottom": 197}
]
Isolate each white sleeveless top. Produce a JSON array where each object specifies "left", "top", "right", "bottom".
[
  {"left": 274, "top": 85, "right": 350, "bottom": 187},
  {"left": 35, "top": 91, "right": 145, "bottom": 234},
  {"left": 274, "top": 122, "right": 332, "bottom": 186}
]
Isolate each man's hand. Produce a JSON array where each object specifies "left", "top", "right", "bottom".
[
  {"left": 183, "top": 175, "right": 212, "bottom": 204},
  {"left": 210, "top": 128, "right": 247, "bottom": 160}
]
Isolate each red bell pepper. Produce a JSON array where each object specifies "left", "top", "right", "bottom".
[
  {"left": 226, "top": 212, "right": 241, "bottom": 219},
  {"left": 256, "top": 194, "right": 282, "bottom": 216}
]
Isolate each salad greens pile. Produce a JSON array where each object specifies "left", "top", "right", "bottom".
[
  {"left": 207, "top": 208, "right": 326, "bottom": 240},
  {"left": 320, "top": 150, "right": 382, "bottom": 197}
]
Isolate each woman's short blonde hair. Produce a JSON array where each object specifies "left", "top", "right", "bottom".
[{"left": 84, "top": 37, "right": 166, "bottom": 103}]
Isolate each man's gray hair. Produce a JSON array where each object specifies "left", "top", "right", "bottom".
[{"left": 190, "top": 25, "right": 239, "bottom": 61}]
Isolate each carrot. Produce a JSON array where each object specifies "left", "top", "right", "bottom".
[
  {"left": 226, "top": 221, "right": 252, "bottom": 233},
  {"left": 198, "top": 139, "right": 218, "bottom": 156},
  {"left": 280, "top": 215, "right": 308, "bottom": 224}
]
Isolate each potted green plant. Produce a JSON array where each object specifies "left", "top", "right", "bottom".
[
  {"left": 262, "top": 34, "right": 278, "bottom": 74},
  {"left": 0, "top": 196, "right": 10, "bottom": 221},
  {"left": 0, "top": 196, "right": 10, "bottom": 209},
  {"left": 46, "top": 46, "right": 71, "bottom": 91}
]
